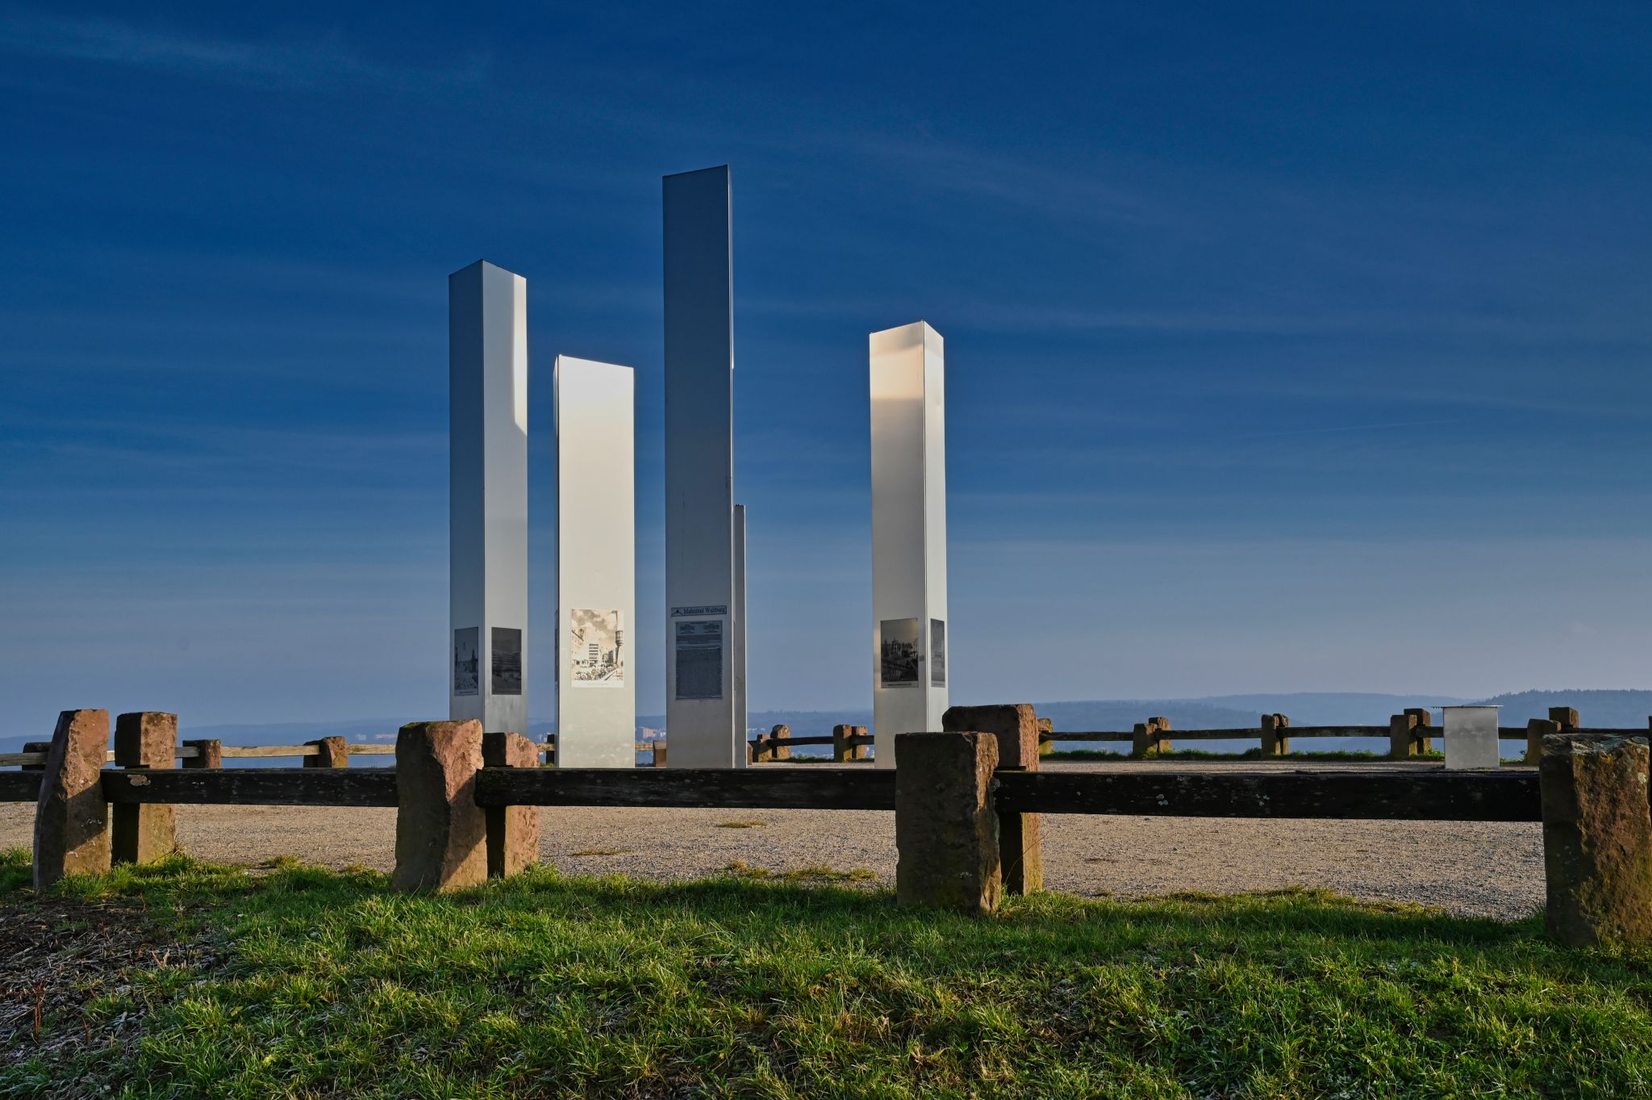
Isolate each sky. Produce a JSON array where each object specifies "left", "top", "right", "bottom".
[{"left": 2, "top": 2, "right": 1651, "bottom": 730}]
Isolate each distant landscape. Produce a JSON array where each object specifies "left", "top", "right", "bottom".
[{"left": 7, "top": 689, "right": 1649, "bottom": 756}]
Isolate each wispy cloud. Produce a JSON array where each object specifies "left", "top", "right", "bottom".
[{"left": 0, "top": 11, "right": 489, "bottom": 90}]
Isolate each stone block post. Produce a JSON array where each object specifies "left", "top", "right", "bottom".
[
  {"left": 1539, "top": 734, "right": 1652, "bottom": 947},
  {"left": 182, "top": 739, "right": 223, "bottom": 769},
  {"left": 1549, "top": 707, "right": 1579, "bottom": 732},
  {"left": 304, "top": 736, "right": 350, "bottom": 768},
  {"left": 482, "top": 731, "right": 540, "bottom": 879},
  {"left": 652, "top": 742, "right": 668, "bottom": 768},
  {"left": 1260, "top": 713, "right": 1291, "bottom": 756},
  {"left": 943, "top": 704, "right": 1042, "bottom": 895},
  {"left": 1036, "top": 716, "right": 1054, "bottom": 758},
  {"left": 895, "top": 731, "right": 1000, "bottom": 915},
  {"left": 1406, "top": 707, "right": 1434, "bottom": 753},
  {"left": 1132, "top": 716, "right": 1171, "bottom": 758},
  {"left": 766, "top": 724, "right": 791, "bottom": 762},
  {"left": 112, "top": 712, "right": 177, "bottom": 865},
  {"left": 1526, "top": 719, "right": 1561, "bottom": 766},
  {"left": 33, "top": 710, "right": 111, "bottom": 889},
  {"left": 1389, "top": 713, "right": 1418, "bottom": 759},
  {"left": 833, "top": 724, "right": 868, "bottom": 762},
  {"left": 392, "top": 720, "right": 487, "bottom": 893},
  {"left": 21, "top": 741, "right": 50, "bottom": 772}
]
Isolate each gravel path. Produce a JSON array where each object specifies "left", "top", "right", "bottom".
[{"left": 0, "top": 761, "right": 1544, "bottom": 920}]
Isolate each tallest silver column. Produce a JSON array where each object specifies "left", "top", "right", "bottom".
[{"left": 663, "top": 165, "right": 746, "bottom": 767}]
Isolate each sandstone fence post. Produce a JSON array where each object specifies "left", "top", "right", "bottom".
[
  {"left": 895, "top": 731, "right": 1000, "bottom": 915},
  {"left": 943, "top": 704, "right": 1042, "bottom": 895},
  {"left": 392, "top": 720, "right": 487, "bottom": 893},
  {"left": 1260, "top": 713, "right": 1291, "bottom": 757},
  {"left": 833, "top": 724, "right": 868, "bottom": 762},
  {"left": 652, "top": 742, "right": 667, "bottom": 768},
  {"left": 1036, "top": 716, "right": 1054, "bottom": 758},
  {"left": 1389, "top": 713, "right": 1417, "bottom": 759},
  {"left": 1404, "top": 708, "right": 1433, "bottom": 754},
  {"left": 182, "top": 738, "right": 223, "bottom": 769},
  {"left": 1539, "top": 733, "right": 1652, "bottom": 948},
  {"left": 304, "top": 736, "right": 350, "bottom": 768},
  {"left": 1549, "top": 707, "right": 1579, "bottom": 732},
  {"left": 112, "top": 712, "right": 177, "bottom": 865},
  {"left": 1132, "top": 716, "right": 1171, "bottom": 758},
  {"left": 33, "top": 709, "right": 111, "bottom": 889},
  {"left": 482, "top": 731, "right": 540, "bottom": 879},
  {"left": 1526, "top": 719, "right": 1561, "bottom": 766}
]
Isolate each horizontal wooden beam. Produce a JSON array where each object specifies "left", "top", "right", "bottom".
[
  {"left": 100, "top": 768, "right": 398, "bottom": 807},
  {"left": 0, "top": 771, "right": 40, "bottom": 802},
  {"left": 993, "top": 768, "right": 1539, "bottom": 821},
  {"left": 474, "top": 766, "right": 896, "bottom": 811}
]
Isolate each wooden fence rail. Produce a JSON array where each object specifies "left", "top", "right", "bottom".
[{"left": 7, "top": 706, "right": 1650, "bottom": 947}]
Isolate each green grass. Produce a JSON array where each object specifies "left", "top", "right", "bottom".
[{"left": 3, "top": 848, "right": 1650, "bottom": 1098}]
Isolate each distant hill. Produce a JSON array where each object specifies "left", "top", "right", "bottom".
[{"left": 1471, "top": 690, "right": 1652, "bottom": 729}]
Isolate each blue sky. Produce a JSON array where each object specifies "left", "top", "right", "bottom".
[{"left": 3, "top": 2, "right": 1650, "bottom": 729}]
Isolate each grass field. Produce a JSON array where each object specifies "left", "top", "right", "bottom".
[{"left": 2, "top": 848, "right": 1649, "bottom": 1098}]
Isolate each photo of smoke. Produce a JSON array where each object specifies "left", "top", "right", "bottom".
[
  {"left": 569, "top": 608, "right": 625, "bottom": 686},
  {"left": 880, "top": 617, "right": 920, "bottom": 686},
  {"left": 453, "top": 627, "right": 479, "bottom": 696}
]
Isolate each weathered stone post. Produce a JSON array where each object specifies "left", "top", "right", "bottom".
[
  {"left": 33, "top": 710, "right": 111, "bottom": 889},
  {"left": 1406, "top": 707, "right": 1434, "bottom": 753},
  {"left": 1389, "top": 713, "right": 1418, "bottom": 759},
  {"left": 392, "top": 720, "right": 487, "bottom": 893},
  {"left": 766, "top": 724, "right": 791, "bottom": 762},
  {"left": 895, "top": 731, "right": 1000, "bottom": 915},
  {"left": 21, "top": 741, "right": 49, "bottom": 772},
  {"left": 943, "top": 704, "right": 1042, "bottom": 895},
  {"left": 304, "top": 736, "right": 350, "bottom": 768},
  {"left": 1549, "top": 706, "right": 1579, "bottom": 732},
  {"left": 1132, "top": 716, "right": 1171, "bottom": 758},
  {"left": 1260, "top": 713, "right": 1291, "bottom": 757},
  {"left": 833, "top": 724, "right": 868, "bottom": 762},
  {"left": 112, "top": 712, "right": 177, "bottom": 865},
  {"left": 1526, "top": 719, "right": 1561, "bottom": 765},
  {"left": 1539, "top": 734, "right": 1652, "bottom": 947},
  {"left": 652, "top": 742, "right": 668, "bottom": 768},
  {"left": 182, "top": 739, "right": 223, "bottom": 769},
  {"left": 1036, "top": 716, "right": 1054, "bottom": 758},
  {"left": 482, "top": 731, "right": 540, "bottom": 879}
]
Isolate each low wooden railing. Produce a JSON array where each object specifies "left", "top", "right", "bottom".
[{"left": 6, "top": 707, "right": 1648, "bottom": 946}]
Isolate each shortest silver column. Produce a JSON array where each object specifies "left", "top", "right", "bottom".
[{"left": 1442, "top": 705, "right": 1501, "bottom": 769}]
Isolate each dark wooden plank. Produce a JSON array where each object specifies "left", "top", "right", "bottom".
[
  {"left": 474, "top": 766, "right": 896, "bottom": 811},
  {"left": 750, "top": 735, "right": 837, "bottom": 748},
  {"left": 101, "top": 768, "right": 398, "bottom": 807},
  {"left": 994, "top": 769, "right": 1539, "bottom": 821},
  {"left": 1043, "top": 726, "right": 1403, "bottom": 742},
  {"left": 0, "top": 772, "right": 41, "bottom": 803}
]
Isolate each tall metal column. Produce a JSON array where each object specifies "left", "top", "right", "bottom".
[
  {"left": 663, "top": 165, "right": 746, "bottom": 767},
  {"left": 870, "top": 321, "right": 949, "bottom": 766},
  {"left": 449, "top": 260, "right": 528, "bottom": 735},
  {"left": 554, "top": 356, "right": 636, "bottom": 767}
]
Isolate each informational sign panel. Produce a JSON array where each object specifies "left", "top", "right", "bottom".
[
  {"left": 870, "top": 321, "right": 949, "bottom": 766},
  {"left": 449, "top": 260, "right": 528, "bottom": 735},
  {"left": 1443, "top": 705, "right": 1501, "bottom": 770},
  {"left": 663, "top": 165, "right": 747, "bottom": 768},
  {"left": 554, "top": 356, "right": 636, "bottom": 768}
]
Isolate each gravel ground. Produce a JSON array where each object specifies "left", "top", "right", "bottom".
[{"left": 0, "top": 761, "right": 1544, "bottom": 920}]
